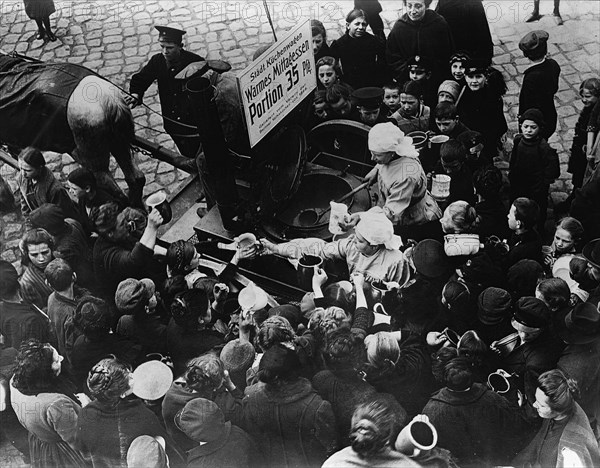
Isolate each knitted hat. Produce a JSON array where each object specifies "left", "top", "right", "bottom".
[
  {"left": 412, "top": 239, "right": 451, "bottom": 279},
  {"left": 518, "top": 30, "right": 549, "bottom": 54},
  {"left": 507, "top": 259, "right": 544, "bottom": 300},
  {"left": 127, "top": 435, "right": 168, "bottom": 468},
  {"left": 30, "top": 203, "right": 66, "bottom": 236},
  {"left": 132, "top": 361, "right": 173, "bottom": 401},
  {"left": 477, "top": 287, "right": 512, "bottom": 325},
  {"left": 512, "top": 296, "right": 550, "bottom": 330},
  {"left": 0, "top": 260, "right": 19, "bottom": 299},
  {"left": 220, "top": 339, "right": 256, "bottom": 377},
  {"left": 114, "top": 278, "right": 155, "bottom": 313},
  {"left": 437, "top": 80, "right": 461, "bottom": 102},
  {"left": 175, "top": 398, "right": 231, "bottom": 443},
  {"left": 519, "top": 108, "right": 545, "bottom": 128}
]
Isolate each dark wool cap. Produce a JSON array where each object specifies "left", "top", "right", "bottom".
[
  {"left": 560, "top": 302, "right": 600, "bottom": 345},
  {"left": 412, "top": 239, "right": 450, "bottom": 279},
  {"left": 519, "top": 108, "right": 545, "bottom": 128},
  {"left": 507, "top": 259, "right": 544, "bottom": 299},
  {"left": 512, "top": 296, "right": 550, "bottom": 329},
  {"left": 477, "top": 287, "right": 512, "bottom": 325}
]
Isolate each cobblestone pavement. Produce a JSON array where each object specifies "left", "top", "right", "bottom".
[{"left": 0, "top": 2, "right": 598, "bottom": 461}]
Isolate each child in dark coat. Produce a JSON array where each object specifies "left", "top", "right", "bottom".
[
  {"left": 509, "top": 108, "right": 560, "bottom": 232},
  {"left": 518, "top": 30, "right": 561, "bottom": 140},
  {"left": 568, "top": 78, "right": 600, "bottom": 190},
  {"left": 457, "top": 60, "right": 507, "bottom": 162}
]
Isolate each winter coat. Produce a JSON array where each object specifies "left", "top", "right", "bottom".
[
  {"left": 323, "top": 446, "right": 421, "bottom": 468},
  {"left": 558, "top": 336, "right": 600, "bottom": 436},
  {"left": 19, "top": 264, "right": 54, "bottom": 310},
  {"left": 161, "top": 379, "right": 244, "bottom": 452},
  {"left": 365, "top": 333, "right": 434, "bottom": 418},
  {"left": 505, "top": 230, "right": 543, "bottom": 270},
  {"left": 501, "top": 330, "right": 565, "bottom": 406},
  {"left": 457, "top": 84, "right": 507, "bottom": 158},
  {"left": 509, "top": 134, "right": 560, "bottom": 201},
  {"left": 386, "top": 10, "right": 454, "bottom": 83},
  {"left": 312, "top": 368, "right": 378, "bottom": 445},
  {"left": 129, "top": 50, "right": 203, "bottom": 138},
  {"left": 166, "top": 319, "right": 224, "bottom": 378},
  {"left": 422, "top": 383, "right": 532, "bottom": 466},
  {"left": 436, "top": 0, "right": 493, "bottom": 64},
  {"left": 242, "top": 377, "right": 337, "bottom": 468},
  {"left": 76, "top": 397, "right": 184, "bottom": 468},
  {"left": 329, "top": 32, "right": 389, "bottom": 89},
  {"left": 10, "top": 381, "right": 87, "bottom": 468},
  {"left": 513, "top": 402, "right": 600, "bottom": 468},
  {"left": 0, "top": 300, "right": 49, "bottom": 349},
  {"left": 519, "top": 59, "right": 561, "bottom": 139},
  {"left": 92, "top": 237, "right": 165, "bottom": 305},
  {"left": 568, "top": 104, "right": 593, "bottom": 188},
  {"left": 475, "top": 198, "right": 510, "bottom": 240},
  {"left": 18, "top": 166, "right": 79, "bottom": 221},
  {"left": 186, "top": 424, "right": 261, "bottom": 468}
]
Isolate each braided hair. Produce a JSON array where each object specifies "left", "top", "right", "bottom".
[
  {"left": 166, "top": 240, "right": 196, "bottom": 276},
  {"left": 87, "top": 358, "right": 132, "bottom": 405},
  {"left": 183, "top": 354, "right": 225, "bottom": 397}
]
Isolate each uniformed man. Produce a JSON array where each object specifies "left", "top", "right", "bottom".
[
  {"left": 352, "top": 87, "right": 389, "bottom": 127},
  {"left": 126, "top": 26, "right": 203, "bottom": 158}
]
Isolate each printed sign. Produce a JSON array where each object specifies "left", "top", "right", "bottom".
[{"left": 237, "top": 20, "right": 317, "bottom": 147}]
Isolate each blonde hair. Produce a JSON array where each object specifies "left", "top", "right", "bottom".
[{"left": 365, "top": 332, "right": 400, "bottom": 370}]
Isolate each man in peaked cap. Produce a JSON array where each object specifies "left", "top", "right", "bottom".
[
  {"left": 352, "top": 87, "right": 388, "bottom": 126},
  {"left": 127, "top": 26, "right": 204, "bottom": 158}
]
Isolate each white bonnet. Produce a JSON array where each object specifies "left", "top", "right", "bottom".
[
  {"left": 368, "top": 122, "right": 419, "bottom": 158},
  {"left": 355, "top": 207, "right": 403, "bottom": 250}
]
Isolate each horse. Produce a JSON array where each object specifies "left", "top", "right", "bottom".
[{"left": 0, "top": 51, "right": 145, "bottom": 207}]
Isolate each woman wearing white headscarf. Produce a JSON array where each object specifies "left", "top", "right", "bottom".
[
  {"left": 363, "top": 122, "right": 441, "bottom": 227},
  {"left": 260, "top": 207, "right": 413, "bottom": 287}
]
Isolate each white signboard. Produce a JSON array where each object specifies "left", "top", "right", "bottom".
[{"left": 237, "top": 20, "right": 317, "bottom": 147}]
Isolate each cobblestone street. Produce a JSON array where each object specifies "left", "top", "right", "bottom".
[{"left": 0, "top": 1, "right": 599, "bottom": 462}]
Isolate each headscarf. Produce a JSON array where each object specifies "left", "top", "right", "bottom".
[
  {"left": 368, "top": 122, "right": 419, "bottom": 159},
  {"left": 355, "top": 207, "right": 402, "bottom": 250}
]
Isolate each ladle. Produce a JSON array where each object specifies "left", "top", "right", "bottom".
[{"left": 297, "top": 181, "right": 370, "bottom": 226}]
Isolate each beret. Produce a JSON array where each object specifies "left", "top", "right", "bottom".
[{"left": 519, "top": 30, "right": 549, "bottom": 53}]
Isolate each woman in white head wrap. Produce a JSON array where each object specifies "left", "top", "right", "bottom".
[
  {"left": 260, "top": 206, "right": 413, "bottom": 289},
  {"left": 361, "top": 122, "right": 441, "bottom": 227}
]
